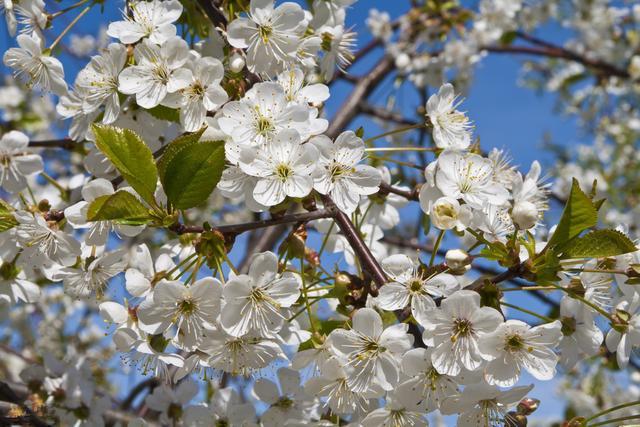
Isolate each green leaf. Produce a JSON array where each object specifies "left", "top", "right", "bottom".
[
  {"left": 92, "top": 124, "right": 158, "bottom": 206},
  {"left": 499, "top": 30, "right": 517, "bottom": 45},
  {"left": 0, "top": 199, "right": 18, "bottom": 233},
  {"left": 531, "top": 248, "right": 562, "bottom": 284},
  {"left": 480, "top": 241, "right": 509, "bottom": 263},
  {"left": 161, "top": 140, "right": 226, "bottom": 210},
  {"left": 146, "top": 105, "right": 180, "bottom": 123},
  {"left": 561, "top": 229, "right": 637, "bottom": 259},
  {"left": 157, "top": 129, "right": 206, "bottom": 183},
  {"left": 545, "top": 178, "right": 598, "bottom": 251},
  {"left": 87, "top": 191, "right": 153, "bottom": 225}
]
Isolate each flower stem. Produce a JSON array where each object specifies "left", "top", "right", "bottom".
[
  {"left": 50, "top": 0, "right": 91, "bottom": 19},
  {"left": 547, "top": 282, "right": 615, "bottom": 322},
  {"left": 500, "top": 301, "right": 554, "bottom": 322},
  {"left": 49, "top": 4, "right": 92, "bottom": 51},
  {"left": 585, "top": 400, "right": 640, "bottom": 422},
  {"left": 166, "top": 253, "right": 197, "bottom": 279},
  {"left": 429, "top": 230, "right": 445, "bottom": 267},
  {"left": 502, "top": 286, "right": 556, "bottom": 292},
  {"left": 300, "top": 256, "right": 318, "bottom": 334},
  {"left": 363, "top": 123, "right": 425, "bottom": 145},
  {"left": 587, "top": 414, "right": 640, "bottom": 427},
  {"left": 564, "top": 268, "right": 626, "bottom": 275},
  {"left": 365, "top": 146, "right": 436, "bottom": 153}
]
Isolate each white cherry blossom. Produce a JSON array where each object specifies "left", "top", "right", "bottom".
[
  {"left": 3, "top": 32, "right": 67, "bottom": 95},
  {"left": 107, "top": 0, "right": 183, "bottom": 44},
  {"left": 480, "top": 319, "right": 562, "bottom": 387},
  {"left": 329, "top": 307, "right": 413, "bottom": 392},
  {"left": 0, "top": 130, "right": 43, "bottom": 193},
  {"left": 118, "top": 37, "right": 190, "bottom": 109},
  {"left": 220, "top": 251, "right": 301, "bottom": 337},
  {"left": 426, "top": 83, "right": 473, "bottom": 150},
  {"left": 312, "top": 131, "right": 382, "bottom": 213},
  {"left": 421, "top": 290, "right": 503, "bottom": 376},
  {"left": 238, "top": 130, "right": 318, "bottom": 206},
  {"left": 378, "top": 254, "right": 459, "bottom": 326},
  {"left": 227, "top": 0, "right": 307, "bottom": 76}
]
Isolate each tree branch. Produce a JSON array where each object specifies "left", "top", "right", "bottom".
[
  {"left": 359, "top": 102, "right": 419, "bottom": 126},
  {"left": 168, "top": 209, "right": 334, "bottom": 236},
  {"left": 320, "top": 195, "right": 387, "bottom": 293},
  {"left": 326, "top": 56, "right": 395, "bottom": 139},
  {"left": 483, "top": 42, "right": 629, "bottom": 78},
  {"left": 28, "top": 138, "right": 77, "bottom": 150},
  {"left": 195, "top": 0, "right": 227, "bottom": 28}
]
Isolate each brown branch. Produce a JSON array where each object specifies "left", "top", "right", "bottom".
[
  {"left": 483, "top": 43, "right": 629, "bottom": 78},
  {"left": 195, "top": 0, "right": 227, "bottom": 28},
  {"left": 168, "top": 209, "right": 333, "bottom": 236},
  {"left": 119, "top": 378, "right": 159, "bottom": 411},
  {"left": 320, "top": 195, "right": 387, "bottom": 294},
  {"left": 28, "top": 138, "right": 77, "bottom": 150},
  {"left": 378, "top": 182, "right": 419, "bottom": 201},
  {"left": 326, "top": 56, "right": 395, "bottom": 139},
  {"left": 359, "top": 102, "right": 420, "bottom": 126}
]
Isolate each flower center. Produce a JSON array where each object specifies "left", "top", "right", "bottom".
[
  {"left": 187, "top": 82, "right": 206, "bottom": 99},
  {"left": 258, "top": 25, "right": 272, "bottom": 43},
  {"left": 178, "top": 297, "right": 197, "bottom": 316},
  {"left": 275, "top": 396, "right": 294, "bottom": 409},
  {"left": 505, "top": 334, "right": 524, "bottom": 352},
  {"left": 275, "top": 163, "right": 293, "bottom": 181},
  {"left": 434, "top": 203, "right": 457, "bottom": 221},
  {"left": 153, "top": 64, "right": 170, "bottom": 84},
  {"left": 327, "top": 162, "right": 352, "bottom": 182},
  {"left": 256, "top": 116, "right": 274, "bottom": 135},
  {"left": 321, "top": 32, "right": 334, "bottom": 51},
  {"left": 451, "top": 318, "right": 473, "bottom": 342},
  {"left": 408, "top": 278, "right": 423, "bottom": 293}
]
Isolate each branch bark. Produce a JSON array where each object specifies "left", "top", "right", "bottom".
[
  {"left": 320, "top": 195, "right": 387, "bottom": 293},
  {"left": 326, "top": 56, "right": 395, "bottom": 139}
]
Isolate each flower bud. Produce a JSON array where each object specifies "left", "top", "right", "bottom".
[
  {"left": 229, "top": 52, "right": 245, "bottom": 73},
  {"left": 430, "top": 197, "right": 467, "bottom": 230},
  {"left": 511, "top": 201, "right": 538, "bottom": 229},
  {"left": 445, "top": 249, "right": 471, "bottom": 273},
  {"left": 517, "top": 398, "right": 540, "bottom": 415},
  {"left": 395, "top": 52, "right": 410, "bottom": 69}
]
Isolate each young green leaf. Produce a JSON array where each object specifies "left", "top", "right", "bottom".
[
  {"left": 161, "top": 140, "right": 226, "bottom": 210},
  {"left": 545, "top": 178, "right": 598, "bottom": 251},
  {"left": 91, "top": 124, "right": 158, "bottom": 206},
  {"left": 157, "top": 129, "right": 206, "bottom": 182},
  {"left": 561, "top": 229, "right": 637, "bottom": 259},
  {"left": 146, "top": 105, "right": 180, "bottom": 124},
  {"left": 87, "top": 190, "right": 152, "bottom": 226}
]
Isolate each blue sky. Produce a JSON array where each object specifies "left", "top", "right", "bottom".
[{"left": 0, "top": 0, "right": 590, "bottom": 422}]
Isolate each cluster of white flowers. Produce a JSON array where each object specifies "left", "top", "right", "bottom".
[{"left": 3, "top": 0, "right": 640, "bottom": 426}]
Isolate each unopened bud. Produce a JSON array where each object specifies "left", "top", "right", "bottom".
[
  {"left": 445, "top": 249, "right": 471, "bottom": 274},
  {"left": 229, "top": 52, "right": 245, "bottom": 73},
  {"left": 37, "top": 199, "right": 51, "bottom": 212},
  {"left": 517, "top": 398, "right": 540, "bottom": 415},
  {"left": 430, "top": 197, "right": 467, "bottom": 230},
  {"left": 395, "top": 52, "right": 410, "bottom": 69},
  {"left": 512, "top": 201, "right": 538, "bottom": 230}
]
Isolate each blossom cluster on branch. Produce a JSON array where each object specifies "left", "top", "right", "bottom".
[{"left": 2, "top": 0, "right": 640, "bottom": 426}]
